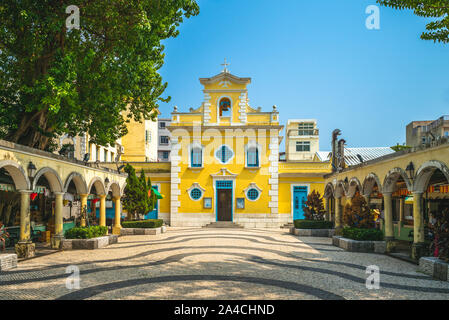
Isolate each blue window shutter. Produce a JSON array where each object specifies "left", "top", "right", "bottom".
[
  {"left": 191, "top": 147, "right": 202, "bottom": 167},
  {"left": 247, "top": 146, "right": 259, "bottom": 167},
  {"left": 256, "top": 148, "right": 259, "bottom": 166}
]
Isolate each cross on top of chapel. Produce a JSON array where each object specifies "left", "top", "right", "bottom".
[{"left": 221, "top": 58, "right": 230, "bottom": 73}]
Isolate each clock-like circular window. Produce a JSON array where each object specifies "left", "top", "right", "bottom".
[
  {"left": 190, "top": 188, "right": 203, "bottom": 201},
  {"left": 247, "top": 188, "right": 260, "bottom": 201}
]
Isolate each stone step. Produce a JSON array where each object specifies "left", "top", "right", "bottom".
[
  {"left": 203, "top": 222, "right": 244, "bottom": 229},
  {"left": 388, "top": 252, "right": 417, "bottom": 265},
  {"left": 280, "top": 223, "right": 294, "bottom": 229}
]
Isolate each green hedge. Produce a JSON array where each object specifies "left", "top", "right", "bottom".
[
  {"left": 294, "top": 219, "right": 334, "bottom": 229},
  {"left": 342, "top": 227, "right": 384, "bottom": 241},
  {"left": 121, "top": 219, "right": 163, "bottom": 229},
  {"left": 65, "top": 226, "right": 108, "bottom": 239}
]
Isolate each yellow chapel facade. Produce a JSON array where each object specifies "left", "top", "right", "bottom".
[{"left": 121, "top": 68, "right": 332, "bottom": 228}]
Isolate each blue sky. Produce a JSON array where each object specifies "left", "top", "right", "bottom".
[{"left": 158, "top": 0, "right": 449, "bottom": 151}]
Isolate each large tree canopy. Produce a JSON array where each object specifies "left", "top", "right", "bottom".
[
  {"left": 0, "top": 0, "right": 199, "bottom": 150},
  {"left": 377, "top": 1, "right": 449, "bottom": 43}
]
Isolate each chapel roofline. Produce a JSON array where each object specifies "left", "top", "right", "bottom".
[{"left": 199, "top": 71, "right": 251, "bottom": 85}]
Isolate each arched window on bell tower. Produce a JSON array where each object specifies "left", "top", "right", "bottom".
[{"left": 219, "top": 97, "right": 231, "bottom": 117}]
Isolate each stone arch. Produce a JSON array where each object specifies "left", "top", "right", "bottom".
[
  {"left": 347, "top": 177, "right": 362, "bottom": 198},
  {"left": 120, "top": 182, "right": 127, "bottom": 196},
  {"left": 414, "top": 160, "right": 449, "bottom": 193},
  {"left": 106, "top": 181, "right": 121, "bottom": 198},
  {"left": 382, "top": 167, "right": 412, "bottom": 194},
  {"left": 217, "top": 95, "right": 233, "bottom": 120},
  {"left": 63, "top": 172, "right": 88, "bottom": 194},
  {"left": 335, "top": 180, "right": 347, "bottom": 198},
  {"left": 32, "top": 167, "right": 64, "bottom": 192},
  {"left": 0, "top": 160, "right": 30, "bottom": 190},
  {"left": 324, "top": 183, "right": 334, "bottom": 199},
  {"left": 88, "top": 177, "right": 106, "bottom": 195},
  {"left": 362, "top": 173, "right": 382, "bottom": 196}
]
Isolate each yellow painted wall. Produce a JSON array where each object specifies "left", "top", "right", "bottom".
[
  {"left": 175, "top": 131, "right": 274, "bottom": 214},
  {"left": 278, "top": 177, "right": 326, "bottom": 214},
  {"left": 121, "top": 117, "right": 146, "bottom": 162}
]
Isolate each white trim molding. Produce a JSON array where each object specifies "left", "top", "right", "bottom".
[
  {"left": 290, "top": 183, "right": 310, "bottom": 218},
  {"left": 188, "top": 142, "right": 205, "bottom": 168},
  {"left": 214, "top": 144, "right": 235, "bottom": 165},
  {"left": 244, "top": 140, "right": 262, "bottom": 168},
  {"left": 187, "top": 183, "right": 206, "bottom": 201},
  {"left": 216, "top": 95, "right": 233, "bottom": 125},
  {"left": 244, "top": 182, "right": 263, "bottom": 202}
]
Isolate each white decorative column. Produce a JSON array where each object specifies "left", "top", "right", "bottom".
[
  {"left": 170, "top": 139, "right": 181, "bottom": 226},
  {"left": 238, "top": 91, "right": 248, "bottom": 124},
  {"left": 203, "top": 92, "right": 212, "bottom": 125},
  {"left": 268, "top": 135, "right": 279, "bottom": 224}
]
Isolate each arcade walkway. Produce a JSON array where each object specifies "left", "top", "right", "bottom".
[{"left": 1, "top": 228, "right": 448, "bottom": 300}]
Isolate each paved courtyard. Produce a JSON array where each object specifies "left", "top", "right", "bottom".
[{"left": 1, "top": 227, "right": 449, "bottom": 300}]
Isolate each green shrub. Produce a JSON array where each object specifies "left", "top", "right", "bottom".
[
  {"left": 121, "top": 219, "right": 163, "bottom": 229},
  {"left": 294, "top": 219, "right": 334, "bottom": 229},
  {"left": 342, "top": 227, "right": 384, "bottom": 241},
  {"left": 65, "top": 226, "right": 107, "bottom": 239}
]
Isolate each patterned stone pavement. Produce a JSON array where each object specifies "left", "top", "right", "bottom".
[{"left": 1, "top": 227, "right": 449, "bottom": 300}]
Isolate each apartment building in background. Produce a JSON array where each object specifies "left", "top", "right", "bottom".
[
  {"left": 285, "top": 119, "right": 320, "bottom": 161},
  {"left": 157, "top": 118, "right": 171, "bottom": 162},
  {"left": 406, "top": 115, "right": 449, "bottom": 147}
]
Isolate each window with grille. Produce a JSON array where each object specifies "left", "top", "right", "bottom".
[
  {"left": 247, "top": 146, "right": 259, "bottom": 167},
  {"left": 145, "top": 130, "right": 151, "bottom": 143},
  {"left": 159, "top": 122, "right": 166, "bottom": 129},
  {"left": 216, "top": 145, "right": 233, "bottom": 164},
  {"left": 298, "top": 123, "right": 314, "bottom": 135},
  {"left": 296, "top": 141, "right": 310, "bottom": 152},
  {"left": 191, "top": 146, "right": 202, "bottom": 167},
  {"left": 160, "top": 136, "right": 169, "bottom": 145},
  {"left": 216, "top": 181, "right": 232, "bottom": 189},
  {"left": 190, "top": 188, "right": 202, "bottom": 200},
  {"left": 247, "top": 188, "right": 259, "bottom": 201}
]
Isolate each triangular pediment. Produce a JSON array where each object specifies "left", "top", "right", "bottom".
[
  {"left": 199, "top": 72, "right": 251, "bottom": 86},
  {"left": 210, "top": 168, "right": 238, "bottom": 178}
]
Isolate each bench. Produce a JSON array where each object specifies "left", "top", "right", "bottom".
[{"left": 4, "top": 225, "right": 42, "bottom": 247}]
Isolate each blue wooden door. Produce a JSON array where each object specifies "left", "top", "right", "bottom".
[
  {"left": 144, "top": 185, "right": 158, "bottom": 219},
  {"left": 293, "top": 186, "right": 308, "bottom": 220}
]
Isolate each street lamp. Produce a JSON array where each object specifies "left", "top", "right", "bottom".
[
  {"left": 406, "top": 161, "right": 415, "bottom": 181},
  {"left": 27, "top": 161, "right": 37, "bottom": 180}
]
